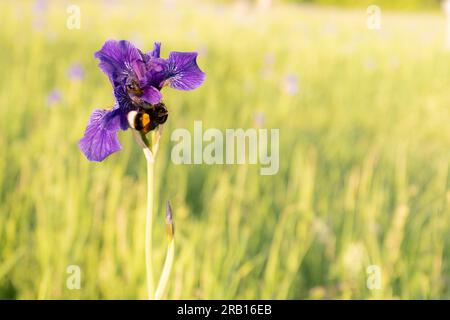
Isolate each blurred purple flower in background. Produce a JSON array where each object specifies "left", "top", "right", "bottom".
[
  {"left": 32, "top": 0, "right": 47, "bottom": 32},
  {"left": 283, "top": 73, "right": 299, "bottom": 96},
  {"left": 253, "top": 111, "right": 265, "bottom": 128},
  {"left": 261, "top": 53, "right": 275, "bottom": 79},
  {"left": 68, "top": 62, "right": 85, "bottom": 81},
  {"left": 79, "top": 40, "right": 205, "bottom": 162},
  {"left": 47, "top": 89, "right": 62, "bottom": 107},
  {"left": 33, "top": 0, "right": 47, "bottom": 14}
]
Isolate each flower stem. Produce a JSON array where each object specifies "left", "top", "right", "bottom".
[
  {"left": 133, "top": 129, "right": 155, "bottom": 299},
  {"left": 155, "top": 201, "right": 175, "bottom": 299},
  {"left": 145, "top": 155, "right": 154, "bottom": 300},
  {"left": 133, "top": 127, "right": 170, "bottom": 300},
  {"left": 155, "top": 238, "right": 175, "bottom": 299}
]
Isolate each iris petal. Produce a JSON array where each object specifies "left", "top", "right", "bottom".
[
  {"left": 113, "top": 86, "right": 135, "bottom": 119},
  {"left": 78, "top": 108, "right": 123, "bottom": 162},
  {"left": 144, "top": 58, "right": 167, "bottom": 89},
  {"left": 141, "top": 86, "right": 162, "bottom": 104},
  {"left": 146, "top": 42, "right": 161, "bottom": 60},
  {"left": 163, "top": 52, "right": 205, "bottom": 90},
  {"left": 94, "top": 40, "right": 143, "bottom": 86},
  {"left": 105, "top": 104, "right": 130, "bottom": 131},
  {"left": 132, "top": 59, "right": 147, "bottom": 82}
]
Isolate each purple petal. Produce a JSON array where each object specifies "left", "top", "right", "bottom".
[
  {"left": 78, "top": 108, "right": 123, "bottom": 162},
  {"left": 144, "top": 58, "right": 167, "bottom": 89},
  {"left": 113, "top": 86, "right": 135, "bottom": 118},
  {"left": 104, "top": 104, "right": 130, "bottom": 130},
  {"left": 163, "top": 52, "right": 205, "bottom": 90},
  {"left": 141, "top": 86, "right": 162, "bottom": 104},
  {"left": 94, "top": 40, "right": 143, "bottom": 86},
  {"left": 148, "top": 42, "right": 161, "bottom": 58},
  {"left": 132, "top": 59, "right": 147, "bottom": 82}
]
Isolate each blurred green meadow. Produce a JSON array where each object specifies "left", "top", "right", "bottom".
[{"left": 0, "top": 0, "right": 449, "bottom": 299}]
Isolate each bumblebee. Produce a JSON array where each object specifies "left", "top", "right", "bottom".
[{"left": 127, "top": 103, "right": 168, "bottom": 134}]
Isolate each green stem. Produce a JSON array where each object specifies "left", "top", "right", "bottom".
[
  {"left": 134, "top": 127, "right": 169, "bottom": 300},
  {"left": 145, "top": 151, "right": 154, "bottom": 299},
  {"left": 134, "top": 129, "right": 155, "bottom": 300},
  {"left": 155, "top": 239, "right": 175, "bottom": 299}
]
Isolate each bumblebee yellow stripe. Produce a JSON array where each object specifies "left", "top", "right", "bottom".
[{"left": 142, "top": 113, "right": 150, "bottom": 127}]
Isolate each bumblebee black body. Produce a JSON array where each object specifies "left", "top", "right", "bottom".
[{"left": 128, "top": 102, "right": 169, "bottom": 134}]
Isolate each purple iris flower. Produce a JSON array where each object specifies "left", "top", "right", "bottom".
[
  {"left": 68, "top": 62, "right": 85, "bottom": 81},
  {"left": 47, "top": 89, "right": 62, "bottom": 106},
  {"left": 78, "top": 40, "right": 205, "bottom": 162}
]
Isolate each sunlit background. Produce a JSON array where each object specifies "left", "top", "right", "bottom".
[{"left": 0, "top": 0, "right": 449, "bottom": 299}]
